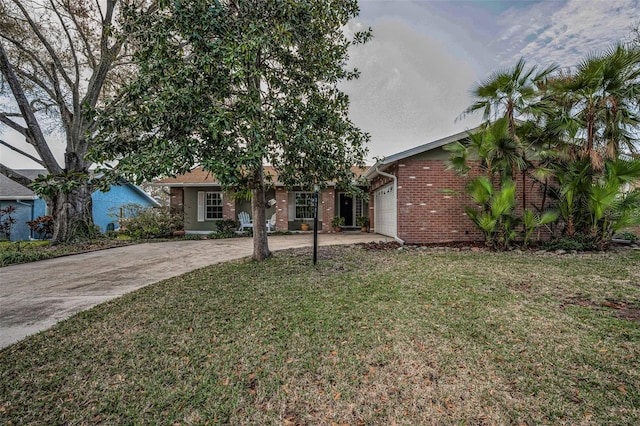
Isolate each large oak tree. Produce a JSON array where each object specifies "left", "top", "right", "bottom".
[
  {"left": 0, "top": 0, "right": 152, "bottom": 242},
  {"left": 91, "top": 0, "right": 371, "bottom": 260}
]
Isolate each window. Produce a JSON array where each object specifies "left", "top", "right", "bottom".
[
  {"left": 295, "top": 192, "right": 315, "bottom": 220},
  {"left": 355, "top": 198, "right": 366, "bottom": 218},
  {"left": 205, "top": 192, "right": 223, "bottom": 219}
]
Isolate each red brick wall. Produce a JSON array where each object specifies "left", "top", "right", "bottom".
[
  {"left": 321, "top": 188, "right": 335, "bottom": 232},
  {"left": 222, "top": 191, "right": 235, "bottom": 221},
  {"left": 395, "top": 160, "right": 483, "bottom": 243},
  {"left": 371, "top": 159, "right": 550, "bottom": 244},
  {"left": 169, "top": 187, "right": 184, "bottom": 210},
  {"left": 275, "top": 188, "right": 288, "bottom": 232}
]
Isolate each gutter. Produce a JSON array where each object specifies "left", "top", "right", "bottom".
[{"left": 375, "top": 167, "right": 404, "bottom": 245}]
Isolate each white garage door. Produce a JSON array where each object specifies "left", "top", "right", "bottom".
[{"left": 374, "top": 183, "right": 396, "bottom": 237}]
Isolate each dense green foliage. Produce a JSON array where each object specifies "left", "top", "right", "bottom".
[
  {"left": 91, "top": 0, "right": 371, "bottom": 260},
  {"left": 451, "top": 44, "right": 640, "bottom": 249},
  {"left": 116, "top": 204, "right": 184, "bottom": 239}
]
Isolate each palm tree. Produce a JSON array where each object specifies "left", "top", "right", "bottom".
[
  {"left": 446, "top": 118, "right": 525, "bottom": 182},
  {"left": 461, "top": 58, "right": 558, "bottom": 208},
  {"left": 548, "top": 44, "right": 640, "bottom": 170},
  {"left": 462, "top": 57, "right": 559, "bottom": 140}
]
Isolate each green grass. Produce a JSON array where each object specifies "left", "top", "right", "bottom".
[
  {"left": 0, "top": 239, "right": 139, "bottom": 267},
  {"left": 1, "top": 246, "right": 639, "bottom": 424}
]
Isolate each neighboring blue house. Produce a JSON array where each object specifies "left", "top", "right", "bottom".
[{"left": 0, "top": 170, "right": 158, "bottom": 241}]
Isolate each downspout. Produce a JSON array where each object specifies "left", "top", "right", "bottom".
[
  {"left": 375, "top": 167, "right": 405, "bottom": 245},
  {"left": 16, "top": 199, "right": 35, "bottom": 239}
]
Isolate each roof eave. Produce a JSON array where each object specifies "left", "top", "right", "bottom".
[
  {"left": 363, "top": 127, "right": 479, "bottom": 181},
  {"left": 0, "top": 195, "right": 39, "bottom": 200}
]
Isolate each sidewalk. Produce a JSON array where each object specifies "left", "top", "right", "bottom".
[{"left": 0, "top": 233, "right": 390, "bottom": 349}]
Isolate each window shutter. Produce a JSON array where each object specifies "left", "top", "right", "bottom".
[{"left": 197, "top": 191, "right": 205, "bottom": 222}]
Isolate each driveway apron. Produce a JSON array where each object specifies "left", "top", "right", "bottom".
[{"left": 0, "top": 233, "right": 390, "bottom": 349}]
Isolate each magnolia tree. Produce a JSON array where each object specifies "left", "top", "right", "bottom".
[
  {"left": 0, "top": 0, "right": 153, "bottom": 242},
  {"left": 91, "top": 0, "right": 371, "bottom": 260}
]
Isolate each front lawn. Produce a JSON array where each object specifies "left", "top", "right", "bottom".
[{"left": 1, "top": 246, "right": 639, "bottom": 424}]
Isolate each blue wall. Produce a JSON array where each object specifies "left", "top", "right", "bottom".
[
  {"left": 92, "top": 184, "right": 156, "bottom": 232},
  {"left": 2, "top": 184, "right": 155, "bottom": 240},
  {"left": 0, "top": 199, "right": 46, "bottom": 241}
]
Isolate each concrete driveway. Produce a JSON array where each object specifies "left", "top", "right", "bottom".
[{"left": 0, "top": 233, "right": 390, "bottom": 349}]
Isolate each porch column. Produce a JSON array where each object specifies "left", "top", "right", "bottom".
[
  {"left": 223, "top": 190, "right": 235, "bottom": 221},
  {"left": 170, "top": 187, "right": 184, "bottom": 211},
  {"left": 275, "top": 187, "right": 288, "bottom": 232},
  {"left": 321, "top": 188, "right": 335, "bottom": 232}
]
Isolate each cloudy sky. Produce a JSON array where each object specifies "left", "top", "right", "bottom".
[
  {"left": 1, "top": 0, "right": 638, "bottom": 168},
  {"left": 343, "top": 0, "right": 639, "bottom": 162}
]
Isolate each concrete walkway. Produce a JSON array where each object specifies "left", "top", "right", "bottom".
[{"left": 0, "top": 233, "right": 390, "bottom": 349}]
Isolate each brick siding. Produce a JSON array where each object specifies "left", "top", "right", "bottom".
[{"left": 371, "top": 159, "right": 550, "bottom": 244}]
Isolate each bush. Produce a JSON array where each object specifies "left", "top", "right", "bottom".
[
  {"left": 118, "top": 205, "right": 183, "bottom": 239},
  {"left": 26, "top": 215, "right": 54, "bottom": 239},
  {"left": 216, "top": 219, "right": 239, "bottom": 233},
  {"left": 614, "top": 231, "right": 638, "bottom": 242},
  {"left": 0, "top": 250, "right": 50, "bottom": 266},
  {"left": 542, "top": 233, "right": 600, "bottom": 251},
  {"left": 0, "top": 205, "right": 17, "bottom": 240}
]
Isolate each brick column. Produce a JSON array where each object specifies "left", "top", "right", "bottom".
[
  {"left": 275, "top": 187, "right": 288, "bottom": 232},
  {"left": 321, "top": 188, "right": 335, "bottom": 232},
  {"left": 222, "top": 190, "right": 235, "bottom": 221},
  {"left": 170, "top": 187, "right": 184, "bottom": 211}
]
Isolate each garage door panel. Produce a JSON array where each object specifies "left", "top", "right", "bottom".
[{"left": 374, "top": 183, "right": 396, "bottom": 237}]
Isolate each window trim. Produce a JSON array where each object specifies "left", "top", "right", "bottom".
[
  {"left": 294, "top": 192, "right": 315, "bottom": 220},
  {"left": 198, "top": 191, "right": 223, "bottom": 222}
]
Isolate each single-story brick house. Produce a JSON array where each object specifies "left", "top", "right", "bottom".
[
  {"left": 155, "top": 129, "right": 551, "bottom": 242},
  {"left": 364, "top": 130, "right": 545, "bottom": 244},
  {"left": 0, "top": 170, "right": 159, "bottom": 240},
  {"left": 154, "top": 166, "right": 369, "bottom": 233}
]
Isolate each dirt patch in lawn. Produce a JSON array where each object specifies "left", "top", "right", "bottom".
[{"left": 561, "top": 295, "right": 640, "bottom": 322}]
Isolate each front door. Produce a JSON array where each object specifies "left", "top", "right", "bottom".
[{"left": 339, "top": 193, "right": 354, "bottom": 226}]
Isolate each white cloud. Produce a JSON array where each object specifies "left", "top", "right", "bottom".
[{"left": 497, "top": 0, "right": 639, "bottom": 68}]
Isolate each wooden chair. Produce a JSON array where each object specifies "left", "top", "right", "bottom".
[{"left": 238, "top": 211, "right": 253, "bottom": 231}]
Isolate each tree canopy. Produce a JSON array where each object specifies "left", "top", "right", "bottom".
[
  {"left": 0, "top": 0, "right": 153, "bottom": 242},
  {"left": 91, "top": 0, "right": 371, "bottom": 260}
]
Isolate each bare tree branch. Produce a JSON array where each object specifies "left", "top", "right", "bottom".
[
  {"left": 0, "top": 138, "right": 45, "bottom": 166},
  {"left": 0, "top": 163, "right": 35, "bottom": 187},
  {"left": 48, "top": 0, "right": 81, "bottom": 104},
  {"left": 0, "top": 32, "right": 60, "bottom": 93},
  {"left": 0, "top": 112, "right": 28, "bottom": 136},
  {"left": 0, "top": 41, "right": 62, "bottom": 173},
  {"left": 68, "top": 0, "right": 99, "bottom": 70},
  {"left": 83, "top": 0, "right": 122, "bottom": 109},
  {"left": 13, "top": 66, "right": 59, "bottom": 102},
  {"left": 12, "top": 0, "right": 75, "bottom": 93}
]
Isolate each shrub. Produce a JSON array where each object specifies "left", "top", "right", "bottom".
[
  {"left": 542, "top": 233, "right": 600, "bottom": 251},
  {"left": 614, "top": 231, "right": 638, "bottom": 242},
  {"left": 26, "top": 215, "right": 54, "bottom": 239},
  {"left": 216, "top": 219, "right": 239, "bottom": 233},
  {"left": 0, "top": 205, "right": 17, "bottom": 240},
  {"left": 331, "top": 216, "right": 345, "bottom": 228},
  {"left": 118, "top": 205, "right": 183, "bottom": 239}
]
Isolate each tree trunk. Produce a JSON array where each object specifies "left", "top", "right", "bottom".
[
  {"left": 251, "top": 166, "right": 271, "bottom": 261},
  {"left": 51, "top": 183, "right": 95, "bottom": 243}
]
